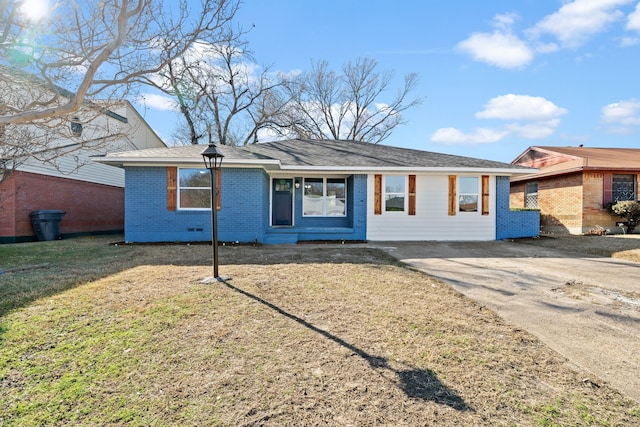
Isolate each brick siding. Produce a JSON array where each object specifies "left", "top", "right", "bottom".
[
  {"left": 538, "top": 172, "right": 582, "bottom": 232},
  {"left": 497, "top": 176, "right": 540, "bottom": 239},
  {"left": 1, "top": 170, "right": 123, "bottom": 242},
  {"left": 124, "top": 167, "right": 367, "bottom": 244},
  {"left": 509, "top": 182, "right": 525, "bottom": 208},
  {"left": 124, "top": 167, "right": 269, "bottom": 243},
  {"left": 511, "top": 171, "right": 628, "bottom": 234},
  {"left": 582, "top": 172, "right": 618, "bottom": 231}
]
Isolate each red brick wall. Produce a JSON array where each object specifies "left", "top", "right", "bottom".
[
  {"left": 0, "top": 172, "right": 18, "bottom": 237},
  {"left": 0, "top": 171, "right": 123, "bottom": 240}
]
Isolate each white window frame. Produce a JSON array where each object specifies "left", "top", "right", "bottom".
[
  {"left": 177, "top": 167, "right": 211, "bottom": 211},
  {"left": 384, "top": 175, "right": 407, "bottom": 213},
  {"left": 458, "top": 176, "right": 479, "bottom": 213},
  {"left": 303, "top": 177, "right": 347, "bottom": 217}
]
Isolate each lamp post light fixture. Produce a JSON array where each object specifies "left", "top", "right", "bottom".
[{"left": 200, "top": 143, "right": 227, "bottom": 283}]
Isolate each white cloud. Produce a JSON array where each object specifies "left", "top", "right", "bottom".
[
  {"left": 505, "top": 119, "right": 561, "bottom": 139},
  {"left": 476, "top": 94, "right": 568, "bottom": 121},
  {"left": 457, "top": 13, "right": 533, "bottom": 69},
  {"left": 430, "top": 127, "right": 508, "bottom": 144},
  {"left": 256, "top": 127, "right": 282, "bottom": 143},
  {"left": 601, "top": 99, "right": 640, "bottom": 126},
  {"left": 138, "top": 93, "right": 177, "bottom": 111},
  {"left": 493, "top": 12, "right": 519, "bottom": 31},
  {"left": 460, "top": 1, "right": 639, "bottom": 68},
  {"left": 605, "top": 126, "right": 635, "bottom": 134},
  {"left": 430, "top": 120, "right": 561, "bottom": 145},
  {"left": 527, "top": 0, "right": 632, "bottom": 48},
  {"left": 185, "top": 40, "right": 245, "bottom": 62},
  {"left": 532, "top": 42, "right": 560, "bottom": 54},
  {"left": 457, "top": 31, "right": 533, "bottom": 69},
  {"left": 431, "top": 94, "right": 566, "bottom": 145},
  {"left": 626, "top": 2, "right": 640, "bottom": 30},
  {"left": 620, "top": 36, "right": 640, "bottom": 45}
]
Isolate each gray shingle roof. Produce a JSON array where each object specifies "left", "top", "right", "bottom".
[
  {"left": 103, "top": 144, "right": 269, "bottom": 161},
  {"left": 102, "top": 139, "right": 526, "bottom": 171},
  {"left": 245, "top": 139, "right": 520, "bottom": 168}
]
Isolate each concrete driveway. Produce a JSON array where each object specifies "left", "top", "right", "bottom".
[{"left": 373, "top": 240, "right": 640, "bottom": 403}]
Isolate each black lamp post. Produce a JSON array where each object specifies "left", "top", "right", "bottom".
[{"left": 201, "top": 143, "right": 225, "bottom": 282}]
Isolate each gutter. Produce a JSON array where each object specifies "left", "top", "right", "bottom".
[
  {"left": 278, "top": 165, "right": 538, "bottom": 176},
  {"left": 93, "top": 156, "right": 536, "bottom": 176},
  {"left": 93, "top": 156, "right": 282, "bottom": 169},
  {"left": 510, "top": 166, "right": 640, "bottom": 182}
]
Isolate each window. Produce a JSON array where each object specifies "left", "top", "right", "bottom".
[
  {"left": 70, "top": 117, "right": 83, "bottom": 137},
  {"left": 448, "top": 175, "right": 489, "bottom": 216},
  {"left": 303, "top": 178, "right": 346, "bottom": 216},
  {"left": 458, "top": 177, "right": 478, "bottom": 212},
  {"left": 525, "top": 182, "right": 538, "bottom": 208},
  {"left": 612, "top": 174, "right": 636, "bottom": 202},
  {"left": 374, "top": 175, "right": 416, "bottom": 215},
  {"left": 178, "top": 168, "right": 211, "bottom": 209},
  {"left": 385, "top": 175, "right": 405, "bottom": 212}
]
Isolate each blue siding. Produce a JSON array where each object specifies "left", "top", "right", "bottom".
[
  {"left": 125, "top": 169, "right": 532, "bottom": 243},
  {"left": 124, "top": 167, "right": 268, "bottom": 243},
  {"left": 218, "top": 168, "right": 269, "bottom": 243},
  {"left": 124, "top": 167, "right": 365, "bottom": 244},
  {"left": 265, "top": 174, "right": 368, "bottom": 243},
  {"left": 495, "top": 176, "right": 540, "bottom": 239},
  {"left": 351, "top": 174, "right": 368, "bottom": 237}
]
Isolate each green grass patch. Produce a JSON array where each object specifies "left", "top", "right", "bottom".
[{"left": 0, "top": 236, "right": 138, "bottom": 316}]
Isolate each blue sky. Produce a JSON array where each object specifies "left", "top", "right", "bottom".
[{"left": 136, "top": 0, "right": 640, "bottom": 163}]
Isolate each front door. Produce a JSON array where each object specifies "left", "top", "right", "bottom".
[{"left": 272, "top": 178, "right": 293, "bottom": 226}]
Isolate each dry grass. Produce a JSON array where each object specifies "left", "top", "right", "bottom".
[
  {"left": 514, "top": 234, "right": 640, "bottom": 263},
  {"left": 1, "top": 238, "right": 639, "bottom": 425}
]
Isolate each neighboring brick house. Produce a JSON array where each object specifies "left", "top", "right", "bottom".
[
  {"left": 1, "top": 92, "right": 166, "bottom": 242},
  {"left": 510, "top": 146, "right": 640, "bottom": 234},
  {"left": 97, "top": 139, "right": 539, "bottom": 244}
]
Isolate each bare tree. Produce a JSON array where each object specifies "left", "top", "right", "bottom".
[
  {"left": 0, "top": 0, "right": 239, "bottom": 181},
  {"left": 279, "top": 58, "right": 422, "bottom": 144},
  {"left": 1, "top": 0, "right": 240, "bottom": 124},
  {"left": 146, "top": 28, "right": 289, "bottom": 146}
]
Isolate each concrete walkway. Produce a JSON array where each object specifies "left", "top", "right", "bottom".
[{"left": 373, "top": 240, "right": 640, "bottom": 403}]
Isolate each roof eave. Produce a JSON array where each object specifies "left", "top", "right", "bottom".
[
  {"left": 511, "top": 165, "right": 640, "bottom": 182},
  {"left": 93, "top": 156, "right": 282, "bottom": 168},
  {"left": 93, "top": 157, "right": 536, "bottom": 176},
  {"left": 279, "top": 165, "right": 538, "bottom": 175}
]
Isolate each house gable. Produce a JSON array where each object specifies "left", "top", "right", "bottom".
[{"left": 512, "top": 146, "right": 580, "bottom": 169}]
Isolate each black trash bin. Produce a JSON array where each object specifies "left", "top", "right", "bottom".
[{"left": 30, "top": 210, "right": 66, "bottom": 241}]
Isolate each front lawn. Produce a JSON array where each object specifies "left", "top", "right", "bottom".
[{"left": 1, "top": 238, "right": 638, "bottom": 425}]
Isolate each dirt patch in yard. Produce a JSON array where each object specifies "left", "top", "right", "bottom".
[
  {"left": 1, "top": 240, "right": 639, "bottom": 425},
  {"left": 513, "top": 233, "right": 640, "bottom": 263}
]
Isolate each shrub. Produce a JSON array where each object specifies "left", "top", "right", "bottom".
[{"left": 606, "top": 200, "right": 640, "bottom": 233}]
